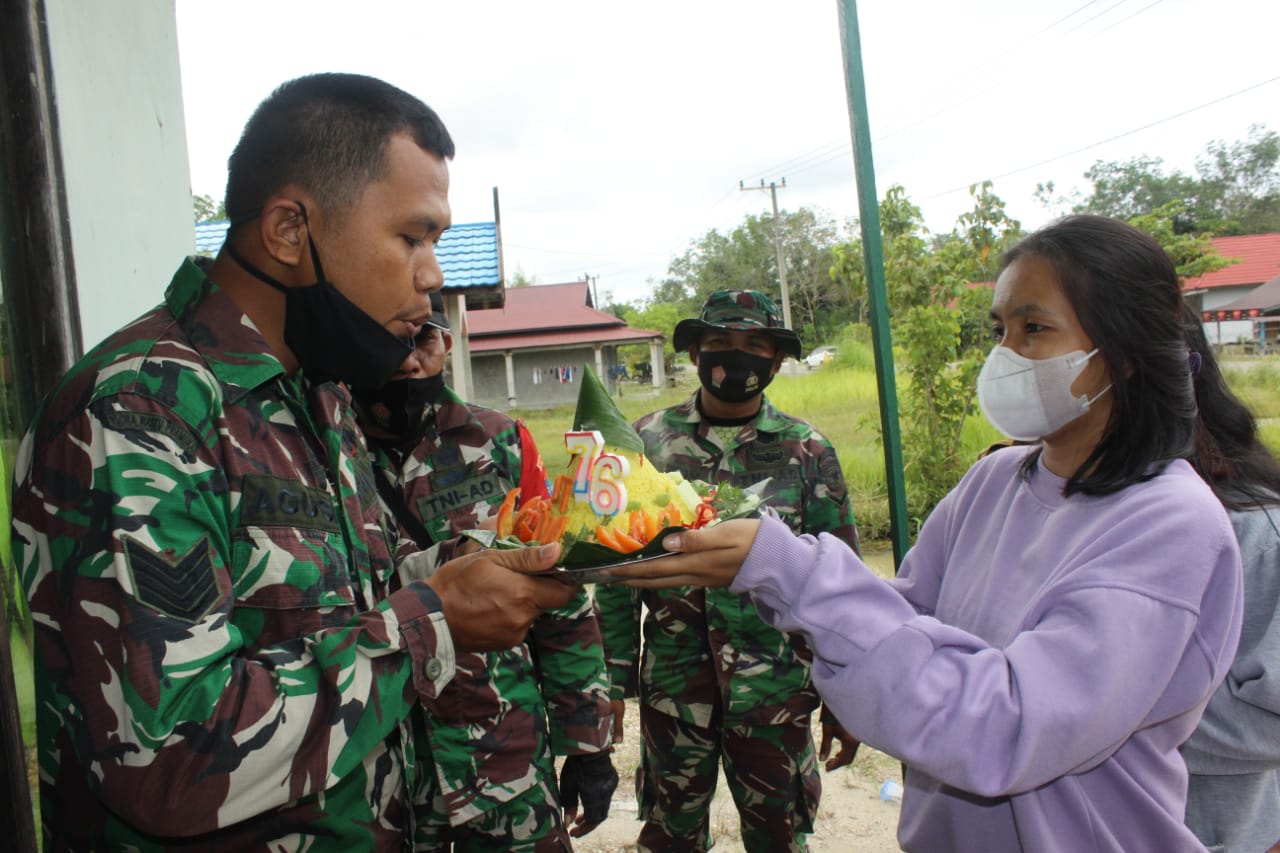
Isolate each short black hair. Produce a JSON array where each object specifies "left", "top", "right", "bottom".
[
  {"left": 1002, "top": 215, "right": 1195, "bottom": 496},
  {"left": 225, "top": 73, "right": 454, "bottom": 225}
]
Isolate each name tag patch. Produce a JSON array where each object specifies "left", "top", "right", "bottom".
[
  {"left": 416, "top": 471, "right": 504, "bottom": 521},
  {"left": 241, "top": 474, "right": 339, "bottom": 532}
]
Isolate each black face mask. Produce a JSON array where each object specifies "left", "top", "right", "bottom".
[
  {"left": 697, "top": 349, "right": 777, "bottom": 403},
  {"left": 351, "top": 373, "right": 446, "bottom": 439},
  {"left": 226, "top": 202, "right": 412, "bottom": 387}
]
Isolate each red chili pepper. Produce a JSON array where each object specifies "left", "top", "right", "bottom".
[{"left": 692, "top": 502, "right": 718, "bottom": 529}]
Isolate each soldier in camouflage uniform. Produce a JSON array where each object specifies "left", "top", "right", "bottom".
[
  {"left": 9, "top": 74, "right": 575, "bottom": 852},
  {"left": 595, "top": 290, "right": 862, "bottom": 852},
  {"left": 353, "top": 295, "right": 617, "bottom": 852}
]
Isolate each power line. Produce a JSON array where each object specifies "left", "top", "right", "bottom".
[
  {"left": 1056, "top": 0, "right": 1133, "bottom": 38},
  {"left": 871, "top": 0, "right": 1107, "bottom": 141},
  {"left": 921, "top": 74, "right": 1280, "bottom": 201},
  {"left": 1091, "top": 0, "right": 1168, "bottom": 37},
  {"left": 752, "top": 0, "right": 1160, "bottom": 184}
]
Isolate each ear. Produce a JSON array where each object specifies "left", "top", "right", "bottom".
[
  {"left": 687, "top": 345, "right": 700, "bottom": 366},
  {"left": 770, "top": 353, "right": 784, "bottom": 375},
  {"left": 443, "top": 330, "right": 454, "bottom": 354},
  {"left": 258, "top": 197, "right": 309, "bottom": 269}
]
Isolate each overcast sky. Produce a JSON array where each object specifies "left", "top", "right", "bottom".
[{"left": 176, "top": 0, "right": 1280, "bottom": 306}]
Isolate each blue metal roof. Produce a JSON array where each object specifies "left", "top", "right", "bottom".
[
  {"left": 194, "top": 220, "right": 229, "bottom": 255},
  {"left": 192, "top": 219, "right": 501, "bottom": 292},
  {"left": 436, "top": 221, "right": 501, "bottom": 290}
]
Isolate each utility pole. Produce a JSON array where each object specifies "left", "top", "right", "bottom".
[
  {"left": 583, "top": 272, "right": 600, "bottom": 309},
  {"left": 739, "top": 178, "right": 793, "bottom": 331}
]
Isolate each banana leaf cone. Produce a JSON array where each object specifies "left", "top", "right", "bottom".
[{"left": 572, "top": 364, "right": 644, "bottom": 453}]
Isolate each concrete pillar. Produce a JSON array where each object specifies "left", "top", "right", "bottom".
[
  {"left": 504, "top": 351, "right": 517, "bottom": 408},
  {"left": 593, "top": 344, "right": 604, "bottom": 380},
  {"left": 447, "top": 292, "right": 472, "bottom": 400},
  {"left": 650, "top": 339, "right": 666, "bottom": 391}
]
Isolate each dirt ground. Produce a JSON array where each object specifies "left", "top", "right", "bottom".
[{"left": 568, "top": 698, "right": 903, "bottom": 853}]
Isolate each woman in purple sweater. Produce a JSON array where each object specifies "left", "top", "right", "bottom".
[{"left": 608, "top": 215, "right": 1244, "bottom": 852}]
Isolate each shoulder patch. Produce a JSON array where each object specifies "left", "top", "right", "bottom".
[
  {"left": 123, "top": 536, "right": 219, "bottom": 623},
  {"left": 818, "top": 447, "right": 848, "bottom": 498},
  {"left": 102, "top": 410, "right": 199, "bottom": 460}
]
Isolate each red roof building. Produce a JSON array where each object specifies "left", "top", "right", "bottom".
[
  {"left": 1183, "top": 233, "right": 1280, "bottom": 345},
  {"left": 461, "top": 281, "right": 666, "bottom": 410},
  {"left": 1183, "top": 233, "right": 1280, "bottom": 293}
]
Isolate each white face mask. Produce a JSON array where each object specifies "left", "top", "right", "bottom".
[{"left": 976, "top": 346, "right": 1110, "bottom": 441}]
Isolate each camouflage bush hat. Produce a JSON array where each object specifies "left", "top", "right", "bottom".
[
  {"left": 427, "top": 290, "right": 449, "bottom": 332},
  {"left": 673, "top": 290, "right": 802, "bottom": 359}
]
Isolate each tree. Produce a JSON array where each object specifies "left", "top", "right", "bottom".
[
  {"left": 1127, "top": 201, "right": 1235, "bottom": 280},
  {"left": 828, "top": 185, "right": 935, "bottom": 322},
  {"left": 193, "top": 193, "right": 226, "bottom": 223},
  {"left": 661, "top": 207, "right": 852, "bottom": 345},
  {"left": 508, "top": 266, "right": 537, "bottom": 288},
  {"left": 896, "top": 304, "right": 983, "bottom": 523},
  {"left": 1194, "top": 125, "right": 1280, "bottom": 235},
  {"left": 776, "top": 208, "right": 849, "bottom": 345},
  {"left": 1039, "top": 125, "right": 1280, "bottom": 235},
  {"left": 951, "top": 181, "right": 1022, "bottom": 287},
  {"left": 1061, "top": 155, "right": 1196, "bottom": 224},
  {"left": 615, "top": 297, "right": 686, "bottom": 375}
]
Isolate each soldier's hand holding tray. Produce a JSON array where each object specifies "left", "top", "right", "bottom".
[
  {"left": 426, "top": 543, "right": 576, "bottom": 650},
  {"left": 599, "top": 518, "right": 762, "bottom": 588}
]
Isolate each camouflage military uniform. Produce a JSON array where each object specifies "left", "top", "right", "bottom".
[
  {"left": 370, "top": 385, "right": 612, "bottom": 852},
  {"left": 11, "top": 257, "right": 455, "bottom": 851},
  {"left": 595, "top": 393, "right": 859, "bottom": 853}
]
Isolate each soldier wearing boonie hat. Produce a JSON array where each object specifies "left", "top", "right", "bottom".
[
  {"left": 595, "top": 288, "right": 862, "bottom": 851},
  {"left": 672, "top": 290, "right": 803, "bottom": 359}
]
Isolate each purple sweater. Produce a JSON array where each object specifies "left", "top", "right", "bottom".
[{"left": 734, "top": 447, "right": 1243, "bottom": 852}]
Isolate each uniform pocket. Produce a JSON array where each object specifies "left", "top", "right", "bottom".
[
  {"left": 232, "top": 526, "right": 355, "bottom": 609},
  {"left": 230, "top": 527, "right": 357, "bottom": 649}
]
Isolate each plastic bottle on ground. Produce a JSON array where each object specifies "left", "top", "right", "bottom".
[{"left": 878, "top": 779, "right": 904, "bottom": 804}]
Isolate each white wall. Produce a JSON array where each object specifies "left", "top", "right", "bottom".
[{"left": 44, "top": 0, "right": 194, "bottom": 351}]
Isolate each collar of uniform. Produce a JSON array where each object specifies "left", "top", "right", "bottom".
[
  {"left": 165, "top": 257, "right": 285, "bottom": 403},
  {"left": 749, "top": 395, "right": 788, "bottom": 435},
  {"left": 670, "top": 392, "right": 702, "bottom": 424},
  {"left": 673, "top": 390, "right": 786, "bottom": 436}
]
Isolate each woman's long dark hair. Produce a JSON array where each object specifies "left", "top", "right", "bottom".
[
  {"left": 1183, "top": 302, "right": 1280, "bottom": 509},
  {"left": 1001, "top": 215, "right": 1196, "bottom": 496}
]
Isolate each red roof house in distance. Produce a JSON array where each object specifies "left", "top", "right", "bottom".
[
  {"left": 463, "top": 280, "right": 665, "bottom": 410},
  {"left": 1183, "top": 233, "right": 1280, "bottom": 344}
]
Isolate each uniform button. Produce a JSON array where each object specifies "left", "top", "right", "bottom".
[{"left": 424, "top": 658, "right": 443, "bottom": 679}]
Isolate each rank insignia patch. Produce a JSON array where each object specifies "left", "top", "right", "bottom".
[{"left": 123, "top": 536, "right": 219, "bottom": 623}]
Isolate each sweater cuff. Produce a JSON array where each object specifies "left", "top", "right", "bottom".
[{"left": 732, "top": 514, "right": 815, "bottom": 601}]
